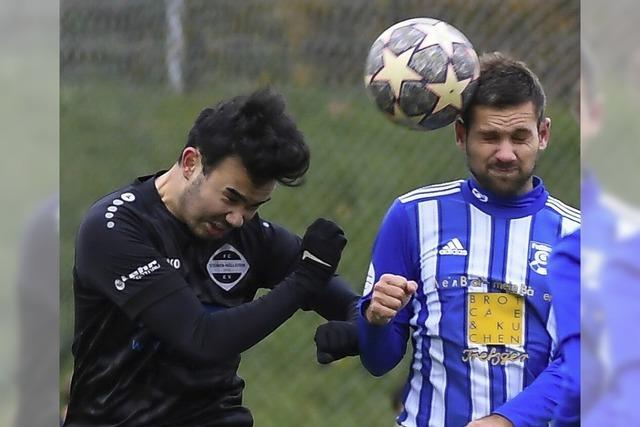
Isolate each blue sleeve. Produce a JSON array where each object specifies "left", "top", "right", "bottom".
[
  {"left": 493, "top": 357, "right": 564, "bottom": 427},
  {"left": 494, "top": 231, "right": 581, "bottom": 426},
  {"left": 583, "top": 232, "right": 640, "bottom": 423},
  {"left": 601, "top": 236, "right": 640, "bottom": 373},
  {"left": 547, "top": 230, "right": 581, "bottom": 422},
  {"left": 358, "top": 199, "right": 419, "bottom": 376},
  {"left": 548, "top": 230, "right": 580, "bottom": 347},
  {"left": 358, "top": 307, "right": 411, "bottom": 376}
]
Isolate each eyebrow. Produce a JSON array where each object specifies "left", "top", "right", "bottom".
[
  {"left": 512, "top": 128, "right": 533, "bottom": 134},
  {"left": 477, "top": 127, "right": 532, "bottom": 135},
  {"left": 225, "top": 187, "right": 271, "bottom": 207}
]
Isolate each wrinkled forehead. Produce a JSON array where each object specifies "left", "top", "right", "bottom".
[{"left": 470, "top": 103, "right": 538, "bottom": 133}]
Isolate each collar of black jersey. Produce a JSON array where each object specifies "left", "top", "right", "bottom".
[
  {"left": 132, "top": 171, "right": 246, "bottom": 243},
  {"left": 461, "top": 175, "right": 548, "bottom": 218},
  {"left": 133, "top": 171, "right": 192, "bottom": 237},
  {"left": 133, "top": 170, "right": 263, "bottom": 245}
]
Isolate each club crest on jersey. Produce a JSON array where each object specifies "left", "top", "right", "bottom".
[
  {"left": 529, "top": 241, "right": 552, "bottom": 275},
  {"left": 472, "top": 187, "right": 489, "bottom": 202},
  {"left": 207, "top": 244, "right": 249, "bottom": 291}
]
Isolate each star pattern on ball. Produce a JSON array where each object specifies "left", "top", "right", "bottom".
[
  {"left": 465, "top": 45, "right": 481, "bottom": 80},
  {"left": 378, "top": 18, "right": 423, "bottom": 44},
  {"left": 426, "top": 63, "right": 471, "bottom": 114},
  {"left": 392, "top": 103, "right": 425, "bottom": 125},
  {"left": 377, "top": 26, "right": 395, "bottom": 44},
  {"left": 413, "top": 21, "right": 469, "bottom": 57},
  {"left": 372, "top": 47, "right": 423, "bottom": 99}
]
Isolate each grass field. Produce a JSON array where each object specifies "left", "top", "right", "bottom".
[{"left": 60, "top": 77, "right": 579, "bottom": 425}]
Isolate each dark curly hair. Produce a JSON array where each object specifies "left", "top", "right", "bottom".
[
  {"left": 181, "top": 88, "right": 310, "bottom": 186},
  {"left": 461, "top": 52, "right": 546, "bottom": 129}
]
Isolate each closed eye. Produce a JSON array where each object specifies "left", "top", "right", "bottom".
[
  {"left": 224, "top": 187, "right": 271, "bottom": 209},
  {"left": 512, "top": 131, "right": 532, "bottom": 143},
  {"left": 224, "top": 195, "right": 268, "bottom": 210},
  {"left": 478, "top": 132, "right": 499, "bottom": 142},
  {"left": 224, "top": 196, "right": 241, "bottom": 205}
]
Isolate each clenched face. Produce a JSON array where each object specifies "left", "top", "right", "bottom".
[
  {"left": 178, "top": 154, "right": 275, "bottom": 240},
  {"left": 455, "top": 102, "right": 550, "bottom": 197}
]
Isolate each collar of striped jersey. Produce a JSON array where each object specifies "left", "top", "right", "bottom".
[{"left": 462, "top": 176, "right": 548, "bottom": 218}]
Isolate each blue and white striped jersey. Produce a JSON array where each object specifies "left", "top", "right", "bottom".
[{"left": 358, "top": 177, "right": 580, "bottom": 427}]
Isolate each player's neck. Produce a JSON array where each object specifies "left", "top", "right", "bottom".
[
  {"left": 155, "top": 165, "right": 184, "bottom": 220},
  {"left": 512, "top": 178, "right": 534, "bottom": 197}
]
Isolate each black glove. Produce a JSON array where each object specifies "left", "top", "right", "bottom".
[
  {"left": 314, "top": 320, "right": 359, "bottom": 364},
  {"left": 297, "top": 218, "right": 347, "bottom": 286}
]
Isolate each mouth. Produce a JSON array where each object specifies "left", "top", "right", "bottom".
[
  {"left": 489, "top": 166, "right": 519, "bottom": 175},
  {"left": 204, "top": 221, "right": 228, "bottom": 238}
]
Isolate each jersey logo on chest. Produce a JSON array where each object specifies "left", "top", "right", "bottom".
[
  {"left": 438, "top": 238, "right": 468, "bottom": 256},
  {"left": 529, "top": 241, "right": 552, "bottom": 275},
  {"left": 206, "top": 244, "right": 249, "bottom": 291}
]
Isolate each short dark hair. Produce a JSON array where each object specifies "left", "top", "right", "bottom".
[
  {"left": 182, "top": 88, "right": 310, "bottom": 186},
  {"left": 461, "top": 52, "right": 546, "bottom": 129}
]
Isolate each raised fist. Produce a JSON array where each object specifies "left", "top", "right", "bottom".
[
  {"left": 299, "top": 218, "right": 347, "bottom": 281},
  {"left": 365, "top": 274, "right": 417, "bottom": 325}
]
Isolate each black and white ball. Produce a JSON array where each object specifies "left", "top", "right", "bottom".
[{"left": 365, "top": 18, "right": 480, "bottom": 131}]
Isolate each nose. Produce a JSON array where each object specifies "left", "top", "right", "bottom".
[
  {"left": 494, "top": 140, "right": 517, "bottom": 163},
  {"left": 226, "top": 209, "right": 244, "bottom": 228}
]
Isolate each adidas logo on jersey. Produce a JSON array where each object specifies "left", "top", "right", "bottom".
[{"left": 438, "top": 238, "right": 468, "bottom": 256}]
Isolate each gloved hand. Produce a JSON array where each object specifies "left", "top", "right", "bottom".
[
  {"left": 314, "top": 320, "right": 359, "bottom": 364},
  {"left": 297, "top": 218, "right": 347, "bottom": 287}
]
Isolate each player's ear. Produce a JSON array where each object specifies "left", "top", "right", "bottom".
[
  {"left": 180, "top": 147, "right": 201, "bottom": 180},
  {"left": 538, "top": 118, "right": 551, "bottom": 151},
  {"left": 454, "top": 117, "right": 467, "bottom": 151}
]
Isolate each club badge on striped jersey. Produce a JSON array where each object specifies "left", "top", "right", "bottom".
[
  {"left": 528, "top": 241, "right": 552, "bottom": 275},
  {"left": 467, "top": 293, "right": 525, "bottom": 346},
  {"left": 207, "top": 244, "right": 249, "bottom": 291}
]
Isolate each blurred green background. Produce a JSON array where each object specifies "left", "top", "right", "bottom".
[
  {"left": 1, "top": 0, "right": 58, "bottom": 425},
  {"left": 60, "top": 1, "right": 579, "bottom": 425},
  {"left": 582, "top": 0, "right": 640, "bottom": 204}
]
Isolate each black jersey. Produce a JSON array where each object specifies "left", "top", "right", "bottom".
[{"left": 64, "top": 173, "right": 356, "bottom": 427}]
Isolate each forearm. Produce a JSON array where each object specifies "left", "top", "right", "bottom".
[
  {"left": 560, "top": 336, "right": 580, "bottom": 393},
  {"left": 141, "top": 271, "right": 315, "bottom": 364},
  {"left": 358, "top": 298, "right": 408, "bottom": 376},
  {"left": 303, "top": 275, "right": 359, "bottom": 320},
  {"left": 493, "top": 358, "right": 563, "bottom": 427}
]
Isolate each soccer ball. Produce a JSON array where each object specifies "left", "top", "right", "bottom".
[{"left": 364, "top": 18, "right": 480, "bottom": 131}]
